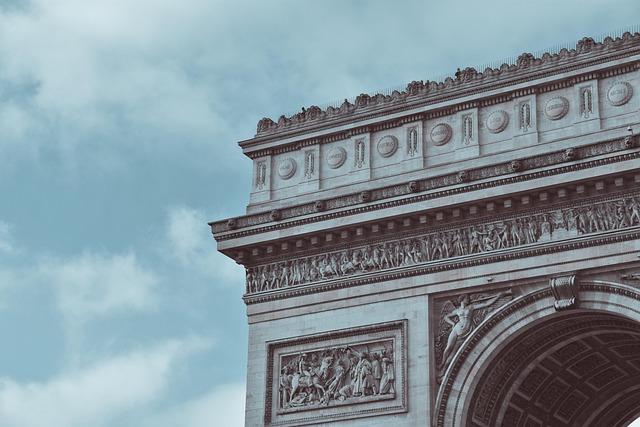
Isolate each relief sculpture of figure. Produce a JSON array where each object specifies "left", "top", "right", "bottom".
[
  {"left": 248, "top": 195, "right": 640, "bottom": 294},
  {"left": 437, "top": 290, "right": 513, "bottom": 373},
  {"left": 378, "top": 350, "right": 395, "bottom": 395},
  {"left": 288, "top": 353, "right": 325, "bottom": 406},
  {"left": 279, "top": 342, "right": 395, "bottom": 410}
]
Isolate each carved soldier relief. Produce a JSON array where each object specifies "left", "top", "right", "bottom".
[
  {"left": 265, "top": 321, "right": 407, "bottom": 425},
  {"left": 278, "top": 341, "right": 396, "bottom": 411},
  {"left": 246, "top": 193, "right": 640, "bottom": 294}
]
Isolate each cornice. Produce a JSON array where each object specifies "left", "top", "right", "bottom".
[
  {"left": 245, "top": 32, "right": 640, "bottom": 152},
  {"left": 244, "top": 227, "right": 640, "bottom": 305},
  {"left": 211, "top": 136, "right": 639, "bottom": 240}
]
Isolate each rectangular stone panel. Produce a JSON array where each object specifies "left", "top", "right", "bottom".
[{"left": 264, "top": 320, "right": 408, "bottom": 426}]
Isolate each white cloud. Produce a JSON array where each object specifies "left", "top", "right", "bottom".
[
  {"left": 0, "top": 221, "right": 15, "bottom": 254},
  {"left": 166, "top": 206, "right": 244, "bottom": 285},
  {"left": 140, "top": 382, "right": 245, "bottom": 427},
  {"left": 42, "top": 251, "right": 158, "bottom": 323},
  {"left": 0, "top": 337, "right": 212, "bottom": 427},
  {"left": 0, "top": 0, "right": 227, "bottom": 135}
]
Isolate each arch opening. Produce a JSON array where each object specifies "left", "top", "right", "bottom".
[
  {"left": 468, "top": 311, "right": 640, "bottom": 427},
  {"left": 435, "top": 281, "right": 640, "bottom": 427}
]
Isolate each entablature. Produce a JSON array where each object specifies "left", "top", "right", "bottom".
[
  {"left": 214, "top": 135, "right": 640, "bottom": 252},
  {"left": 213, "top": 139, "right": 640, "bottom": 305}
]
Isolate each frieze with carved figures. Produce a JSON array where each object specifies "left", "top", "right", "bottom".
[{"left": 245, "top": 194, "right": 640, "bottom": 294}]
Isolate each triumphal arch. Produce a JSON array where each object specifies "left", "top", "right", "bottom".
[{"left": 211, "top": 33, "right": 640, "bottom": 426}]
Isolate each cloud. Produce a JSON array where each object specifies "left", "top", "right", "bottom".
[
  {"left": 140, "top": 382, "right": 245, "bottom": 427},
  {"left": 0, "top": 337, "right": 212, "bottom": 427},
  {"left": 42, "top": 251, "right": 158, "bottom": 323},
  {"left": 0, "top": 221, "right": 15, "bottom": 254},
  {"left": 166, "top": 205, "right": 244, "bottom": 285}
]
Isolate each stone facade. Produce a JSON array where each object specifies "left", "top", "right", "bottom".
[{"left": 212, "top": 32, "right": 640, "bottom": 426}]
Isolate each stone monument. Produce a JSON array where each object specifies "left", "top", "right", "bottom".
[{"left": 212, "top": 32, "right": 640, "bottom": 426}]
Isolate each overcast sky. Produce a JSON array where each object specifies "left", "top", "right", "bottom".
[{"left": 0, "top": 1, "right": 639, "bottom": 426}]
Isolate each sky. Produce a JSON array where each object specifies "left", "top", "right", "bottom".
[{"left": 0, "top": 1, "right": 639, "bottom": 426}]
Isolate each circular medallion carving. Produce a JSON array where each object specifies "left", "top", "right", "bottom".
[
  {"left": 485, "top": 110, "right": 509, "bottom": 134},
  {"left": 326, "top": 147, "right": 347, "bottom": 169},
  {"left": 543, "top": 96, "right": 569, "bottom": 120},
  {"left": 607, "top": 81, "right": 633, "bottom": 106},
  {"left": 376, "top": 135, "right": 398, "bottom": 158},
  {"left": 277, "top": 157, "right": 297, "bottom": 179},
  {"left": 431, "top": 123, "right": 452, "bottom": 146}
]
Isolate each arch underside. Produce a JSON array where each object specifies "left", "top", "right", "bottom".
[
  {"left": 436, "top": 282, "right": 640, "bottom": 427},
  {"left": 468, "top": 312, "right": 640, "bottom": 427}
]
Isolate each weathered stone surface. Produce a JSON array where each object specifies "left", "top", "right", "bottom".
[{"left": 212, "top": 31, "right": 640, "bottom": 427}]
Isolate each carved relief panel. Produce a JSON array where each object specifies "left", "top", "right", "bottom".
[
  {"left": 598, "top": 73, "right": 638, "bottom": 124},
  {"left": 250, "top": 156, "right": 272, "bottom": 204},
  {"left": 573, "top": 80, "right": 601, "bottom": 132},
  {"left": 515, "top": 96, "right": 537, "bottom": 135},
  {"left": 245, "top": 191, "right": 640, "bottom": 295},
  {"left": 456, "top": 108, "right": 480, "bottom": 160},
  {"left": 271, "top": 151, "right": 303, "bottom": 191},
  {"left": 406, "top": 126, "right": 419, "bottom": 157},
  {"left": 433, "top": 289, "right": 513, "bottom": 376},
  {"left": 265, "top": 320, "right": 407, "bottom": 426}
]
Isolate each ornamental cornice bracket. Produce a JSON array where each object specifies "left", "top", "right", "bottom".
[{"left": 549, "top": 274, "right": 579, "bottom": 311}]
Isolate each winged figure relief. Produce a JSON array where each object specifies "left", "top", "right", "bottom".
[{"left": 435, "top": 290, "right": 513, "bottom": 377}]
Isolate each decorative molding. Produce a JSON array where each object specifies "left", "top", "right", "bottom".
[
  {"left": 486, "top": 110, "right": 509, "bottom": 134},
  {"left": 621, "top": 272, "right": 640, "bottom": 281},
  {"left": 607, "top": 80, "right": 633, "bottom": 106},
  {"left": 550, "top": 275, "right": 578, "bottom": 310},
  {"left": 431, "top": 123, "right": 452, "bottom": 146},
  {"left": 245, "top": 226, "right": 640, "bottom": 305},
  {"left": 255, "top": 161, "right": 267, "bottom": 190},
  {"left": 326, "top": 147, "right": 347, "bottom": 169},
  {"left": 252, "top": 32, "right": 640, "bottom": 139},
  {"left": 212, "top": 136, "right": 639, "bottom": 238},
  {"left": 243, "top": 48, "right": 640, "bottom": 162},
  {"left": 377, "top": 135, "right": 398, "bottom": 158},
  {"left": 544, "top": 96, "right": 570, "bottom": 121},
  {"left": 354, "top": 139, "right": 366, "bottom": 168},
  {"left": 407, "top": 126, "right": 418, "bottom": 157},
  {"left": 244, "top": 191, "right": 640, "bottom": 296},
  {"left": 580, "top": 86, "right": 593, "bottom": 118},
  {"left": 277, "top": 158, "right": 297, "bottom": 180},
  {"left": 519, "top": 101, "right": 531, "bottom": 131},
  {"left": 264, "top": 320, "right": 407, "bottom": 426},
  {"left": 303, "top": 150, "right": 315, "bottom": 179},
  {"left": 462, "top": 114, "right": 473, "bottom": 144},
  {"left": 407, "top": 127, "right": 418, "bottom": 157}
]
